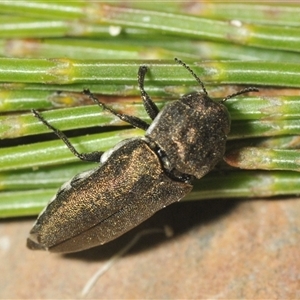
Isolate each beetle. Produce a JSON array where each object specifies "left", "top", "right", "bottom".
[{"left": 27, "top": 58, "right": 258, "bottom": 253}]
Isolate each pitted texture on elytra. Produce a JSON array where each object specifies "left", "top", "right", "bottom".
[
  {"left": 29, "top": 139, "right": 192, "bottom": 253},
  {"left": 146, "top": 92, "right": 230, "bottom": 179}
]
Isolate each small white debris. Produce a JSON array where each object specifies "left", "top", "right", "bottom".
[
  {"left": 142, "top": 16, "right": 151, "bottom": 22},
  {"left": 109, "top": 25, "right": 121, "bottom": 36},
  {"left": 0, "top": 236, "right": 11, "bottom": 252},
  {"left": 230, "top": 19, "right": 243, "bottom": 27}
]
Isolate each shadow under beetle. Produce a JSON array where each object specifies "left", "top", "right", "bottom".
[{"left": 27, "top": 58, "right": 258, "bottom": 253}]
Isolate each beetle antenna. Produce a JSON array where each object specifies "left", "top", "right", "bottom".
[
  {"left": 222, "top": 87, "right": 259, "bottom": 102},
  {"left": 175, "top": 58, "right": 208, "bottom": 95}
]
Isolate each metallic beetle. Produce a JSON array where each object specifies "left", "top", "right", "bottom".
[{"left": 27, "top": 58, "right": 257, "bottom": 253}]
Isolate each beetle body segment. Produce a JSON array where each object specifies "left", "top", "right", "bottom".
[
  {"left": 146, "top": 92, "right": 230, "bottom": 179},
  {"left": 27, "top": 138, "right": 192, "bottom": 253}
]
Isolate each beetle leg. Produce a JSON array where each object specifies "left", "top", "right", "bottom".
[
  {"left": 138, "top": 65, "right": 160, "bottom": 120},
  {"left": 32, "top": 109, "right": 103, "bottom": 162},
  {"left": 84, "top": 89, "right": 150, "bottom": 131}
]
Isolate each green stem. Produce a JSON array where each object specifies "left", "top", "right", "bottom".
[
  {"left": 0, "top": 101, "right": 165, "bottom": 138},
  {"left": 227, "top": 135, "right": 300, "bottom": 150},
  {"left": 88, "top": 4, "right": 300, "bottom": 52},
  {"left": 0, "top": 162, "right": 93, "bottom": 190},
  {"left": 225, "top": 147, "right": 300, "bottom": 171},
  {"left": 0, "top": 15, "right": 71, "bottom": 38},
  {"left": 189, "top": 3, "right": 300, "bottom": 27},
  {"left": 0, "top": 38, "right": 198, "bottom": 61},
  {"left": 0, "top": 189, "right": 56, "bottom": 218},
  {"left": 3, "top": 95, "right": 300, "bottom": 138},
  {"left": 189, "top": 170, "right": 300, "bottom": 199},
  {"left": 2, "top": 38, "right": 300, "bottom": 63},
  {"left": 116, "top": 2, "right": 300, "bottom": 27},
  {"left": 0, "top": 129, "right": 143, "bottom": 171},
  {"left": 230, "top": 119, "right": 300, "bottom": 140},
  {"left": 0, "top": 3, "right": 300, "bottom": 52},
  {"left": 1, "top": 170, "right": 299, "bottom": 218},
  {"left": 0, "top": 2, "right": 85, "bottom": 19},
  {"left": 0, "top": 58, "right": 300, "bottom": 87}
]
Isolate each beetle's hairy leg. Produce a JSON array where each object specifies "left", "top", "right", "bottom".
[
  {"left": 32, "top": 109, "right": 103, "bottom": 162},
  {"left": 83, "top": 89, "right": 150, "bottom": 131},
  {"left": 138, "top": 65, "right": 160, "bottom": 120}
]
